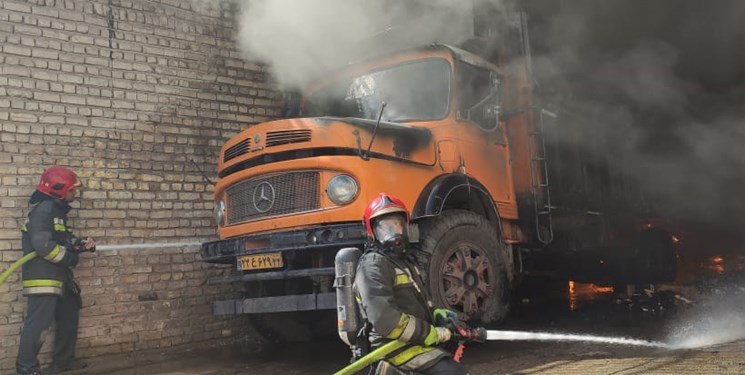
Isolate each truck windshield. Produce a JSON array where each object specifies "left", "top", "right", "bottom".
[{"left": 303, "top": 58, "right": 450, "bottom": 122}]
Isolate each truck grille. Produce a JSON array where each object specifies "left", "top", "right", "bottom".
[
  {"left": 224, "top": 138, "right": 251, "bottom": 163},
  {"left": 266, "top": 129, "right": 312, "bottom": 147},
  {"left": 226, "top": 171, "right": 320, "bottom": 224}
]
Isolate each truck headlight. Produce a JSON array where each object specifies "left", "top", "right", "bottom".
[
  {"left": 214, "top": 199, "right": 225, "bottom": 226},
  {"left": 327, "top": 175, "right": 358, "bottom": 205}
]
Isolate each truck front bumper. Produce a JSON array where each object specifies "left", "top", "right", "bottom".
[
  {"left": 200, "top": 222, "right": 367, "bottom": 265},
  {"left": 201, "top": 223, "right": 367, "bottom": 315}
]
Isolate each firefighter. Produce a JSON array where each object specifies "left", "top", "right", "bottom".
[
  {"left": 16, "top": 166, "right": 96, "bottom": 375},
  {"left": 354, "top": 193, "right": 472, "bottom": 374}
]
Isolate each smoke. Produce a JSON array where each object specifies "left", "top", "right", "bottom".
[
  {"left": 232, "top": 0, "right": 503, "bottom": 88},
  {"left": 234, "top": 0, "right": 379, "bottom": 88},
  {"left": 525, "top": 0, "right": 745, "bottom": 228}
]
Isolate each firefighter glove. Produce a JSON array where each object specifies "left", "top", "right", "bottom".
[
  {"left": 433, "top": 308, "right": 459, "bottom": 327},
  {"left": 70, "top": 237, "right": 96, "bottom": 253},
  {"left": 424, "top": 326, "right": 452, "bottom": 346},
  {"left": 70, "top": 238, "right": 86, "bottom": 253}
]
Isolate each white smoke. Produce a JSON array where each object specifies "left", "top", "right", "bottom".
[
  {"left": 233, "top": 0, "right": 504, "bottom": 88},
  {"left": 234, "top": 0, "right": 379, "bottom": 88}
]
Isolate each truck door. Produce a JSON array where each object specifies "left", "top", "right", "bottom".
[{"left": 456, "top": 61, "right": 515, "bottom": 215}]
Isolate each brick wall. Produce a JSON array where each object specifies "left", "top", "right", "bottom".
[{"left": 0, "top": 0, "right": 282, "bottom": 371}]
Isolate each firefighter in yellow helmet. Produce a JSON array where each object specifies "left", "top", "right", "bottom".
[
  {"left": 354, "top": 193, "right": 472, "bottom": 374},
  {"left": 16, "top": 167, "right": 95, "bottom": 375}
]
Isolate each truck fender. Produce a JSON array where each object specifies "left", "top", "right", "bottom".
[{"left": 411, "top": 174, "right": 500, "bottom": 225}]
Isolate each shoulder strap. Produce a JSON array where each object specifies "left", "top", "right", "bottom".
[{"left": 387, "top": 255, "right": 434, "bottom": 313}]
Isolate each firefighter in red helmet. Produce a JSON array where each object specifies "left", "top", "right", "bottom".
[
  {"left": 16, "top": 167, "right": 95, "bottom": 375},
  {"left": 354, "top": 193, "right": 471, "bottom": 374}
]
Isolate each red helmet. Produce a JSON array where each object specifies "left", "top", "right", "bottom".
[
  {"left": 364, "top": 193, "right": 409, "bottom": 241},
  {"left": 37, "top": 166, "right": 80, "bottom": 199}
]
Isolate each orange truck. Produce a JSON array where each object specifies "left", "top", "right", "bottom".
[{"left": 200, "top": 9, "right": 676, "bottom": 342}]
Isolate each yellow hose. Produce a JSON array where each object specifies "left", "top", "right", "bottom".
[
  {"left": 333, "top": 340, "right": 406, "bottom": 375},
  {"left": 0, "top": 252, "right": 37, "bottom": 286}
]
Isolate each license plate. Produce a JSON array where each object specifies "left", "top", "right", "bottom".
[{"left": 237, "top": 253, "right": 283, "bottom": 271}]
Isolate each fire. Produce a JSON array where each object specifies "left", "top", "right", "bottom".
[
  {"left": 704, "top": 255, "right": 725, "bottom": 274},
  {"left": 568, "top": 281, "right": 614, "bottom": 311}
]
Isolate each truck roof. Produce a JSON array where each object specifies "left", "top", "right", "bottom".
[
  {"left": 305, "top": 43, "right": 501, "bottom": 92},
  {"left": 353, "top": 43, "right": 499, "bottom": 72}
]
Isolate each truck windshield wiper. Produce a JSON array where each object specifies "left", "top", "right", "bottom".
[{"left": 361, "top": 102, "right": 387, "bottom": 160}]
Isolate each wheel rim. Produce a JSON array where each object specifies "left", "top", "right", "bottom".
[{"left": 439, "top": 241, "right": 493, "bottom": 317}]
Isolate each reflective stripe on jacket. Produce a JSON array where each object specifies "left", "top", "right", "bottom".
[{"left": 21, "top": 198, "right": 79, "bottom": 296}]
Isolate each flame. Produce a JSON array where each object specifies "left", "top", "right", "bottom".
[
  {"left": 568, "top": 281, "right": 615, "bottom": 311},
  {"left": 568, "top": 281, "right": 576, "bottom": 311},
  {"left": 703, "top": 255, "right": 725, "bottom": 274}
]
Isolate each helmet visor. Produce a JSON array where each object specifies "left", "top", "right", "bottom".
[{"left": 373, "top": 213, "right": 407, "bottom": 243}]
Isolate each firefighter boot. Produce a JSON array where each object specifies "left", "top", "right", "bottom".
[{"left": 47, "top": 360, "right": 88, "bottom": 374}]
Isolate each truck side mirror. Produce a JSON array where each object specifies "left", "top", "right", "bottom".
[{"left": 489, "top": 72, "right": 502, "bottom": 125}]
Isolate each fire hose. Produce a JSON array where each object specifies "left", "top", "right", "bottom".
[
  {"left": 0, "top": 240, "right": 97, "bottom": 288},
  {"left": 333, "top": 325, "right": 486, "bottom": 375},
  {"left": 0, "top": 252, "right": 37, "bottom": 287},
  {"left": 333, "top": 340, "right": 406, "bottom": 375}
]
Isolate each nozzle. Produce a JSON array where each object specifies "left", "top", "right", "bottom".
[{"left": 456, "top": 326, "right": 486, "bottom": 343}]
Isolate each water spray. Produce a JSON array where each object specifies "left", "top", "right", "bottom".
[
  {"left": 0, "top": 241, "right": 204, "bottom": 287},
  {"left": 486, "top": 330, "right": 674, "bottom": 349},
  {"left": 94, "top": 242, "right": 203, "bottom": 251}
]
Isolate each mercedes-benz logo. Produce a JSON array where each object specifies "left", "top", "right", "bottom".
[{"left": 252, "top": 181, "right": 275, "bottom": 213}]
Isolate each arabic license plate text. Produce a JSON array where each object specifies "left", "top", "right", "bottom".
[{"left": 237, "top": 253, "right": 283, "bottom": 271}]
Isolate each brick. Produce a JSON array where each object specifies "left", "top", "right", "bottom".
[
  {"left": 4, "top": 2, "right": 32, "bottom": 13},
  {"left": 31, "top": 48, "right": 59, "bottom": 59},
  {"left": 86, "top": 97, "right": 110, "bottom": 107},
  {"left": 14, "top": 24, "right": 42, "bottom": 36},
  {"left": 32, "top": 5, "right": 59, "bottom": 18},
  {"left": 33, "top": 92, "right": 60, "bottom": 102},
  {"left": 2, "top": 66, "right": 31, "bottom": 77},
  {"left": 38, "top": 115, "right": 65, "bottom": 124},
  {"left": 9, "top": 112, "right": 37, "bottom": 122}
]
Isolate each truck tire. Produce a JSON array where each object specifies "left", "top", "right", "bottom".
[{"left": 421, "top": 210, "right": 511, "bottom": 324}]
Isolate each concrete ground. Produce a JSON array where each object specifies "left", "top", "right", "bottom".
[
  {"left": 65, "top": 247, "right": 745, "bottom": 375},
  {"left": 66, "top": 330, "right": 745, "bottom": 375}
]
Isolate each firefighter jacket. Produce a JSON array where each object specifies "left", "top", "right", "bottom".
[
  {"left": 20, "top": 196, "right": 80, "bottom": 296},
  {"left": 354, "top": 244, "right": 449, "bottom": 371}
]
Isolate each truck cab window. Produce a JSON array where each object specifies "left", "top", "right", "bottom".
[
  {"left": 457, "top": 62, "right": 500, "bottom": 131},
  {"left": 303, "top": 59, "right": 451, "bottom": 122}
]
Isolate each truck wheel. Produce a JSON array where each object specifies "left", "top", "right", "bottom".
[{"left": 421, "top": 210, "right": 511, "bottom": 323}]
